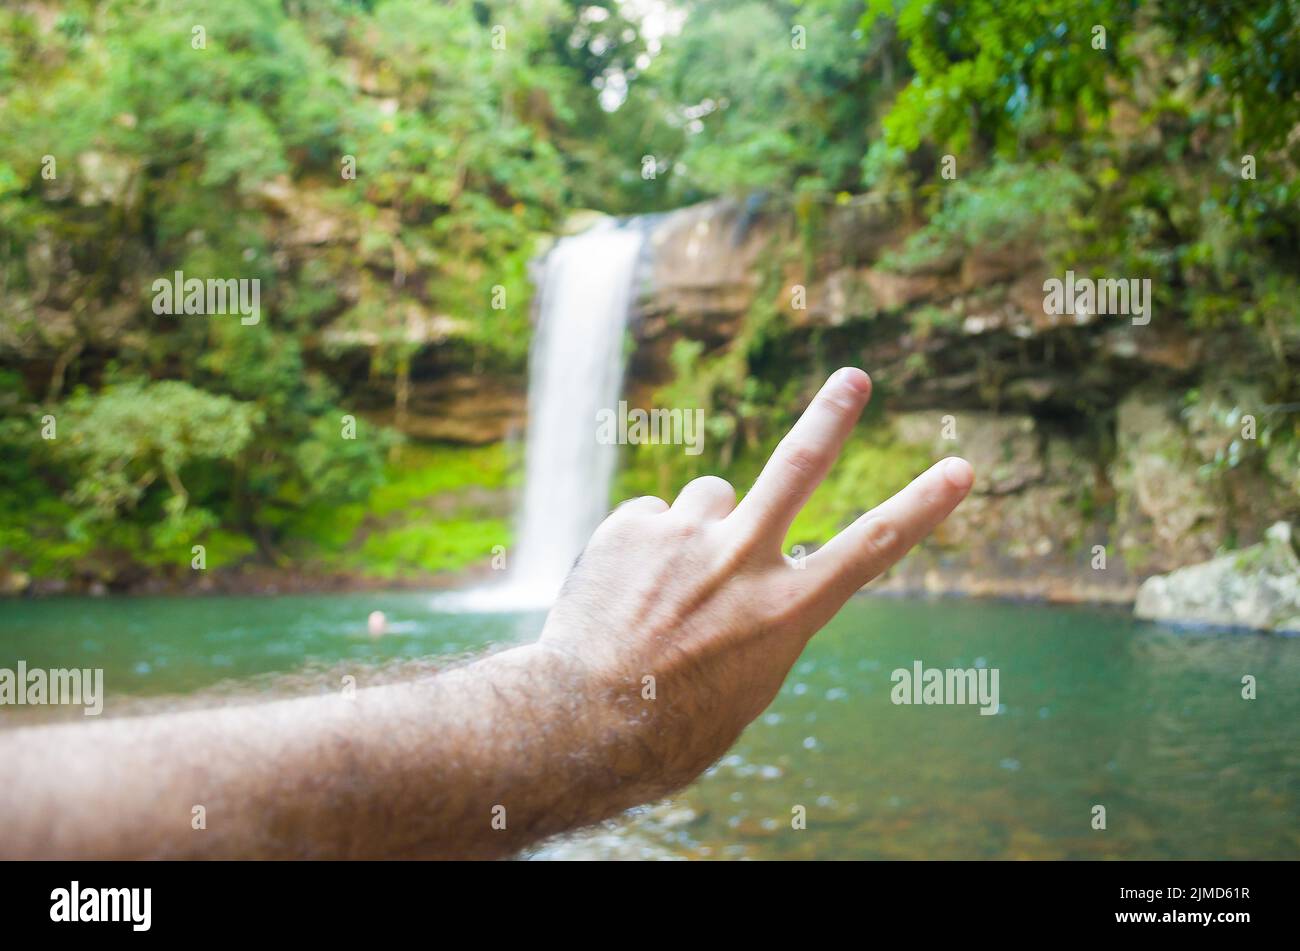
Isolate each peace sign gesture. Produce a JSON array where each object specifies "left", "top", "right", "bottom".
[{"left": 540, "top": 367, "right": 974, "bottom": 789}]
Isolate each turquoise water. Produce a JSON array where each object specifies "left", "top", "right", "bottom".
[{"left": 2, "top": 593, "right": 1296, "bottom": 859}]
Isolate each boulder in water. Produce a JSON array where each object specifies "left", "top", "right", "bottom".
[{"left": 1134, "top": 522, "right": 1300, "bottom": 632}]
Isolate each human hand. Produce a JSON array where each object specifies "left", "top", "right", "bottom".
[{"left": 538, "top": 367, "right": 974, "bottom": 794}]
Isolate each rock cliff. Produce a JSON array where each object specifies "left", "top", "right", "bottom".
[{"left": 623, "top": 197, "right": 1298, "bottom": 626}]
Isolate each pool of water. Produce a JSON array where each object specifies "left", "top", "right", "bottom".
[{"left": 2, "top": 593, "right": 1296, "bottom": 859}]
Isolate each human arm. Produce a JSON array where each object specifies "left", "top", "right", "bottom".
[{"left": 0, "top": 368, "right": 973, "bottom": 858}]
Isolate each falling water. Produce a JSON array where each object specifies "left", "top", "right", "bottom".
[{"left": 438, "top": 219, "right": 644, "bottom": 611}]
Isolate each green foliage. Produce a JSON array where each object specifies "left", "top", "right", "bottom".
[
  {"left": 649, "top": 0, "right": 892, "bottom": 198},
  {"left": 54, "top": 380, "right": 261, "bottom": 526},
  {"left": 366, "top": 442, "right": 520, "bottom": 516},
  {"left": 787, "top": 433, "right": 933, "bottom": 546},
  {"left": 287, "top": 442, "right": 517, "bottom": 578},
  {"left": 881, "top": 162, "right": 1088, "bottom": 273},
  {"left": 354, "top": 518, "right": 511, "bottom": 579},
  {"left": 863, "top": 0, "right": 1299, "bottom": 349},
  {"left": 864, "top": 0, "right": 1129, "bottom": 156},
  {"left": 1159, "top": 0, "right": 1300, "bottom": 154},
  {"left": 0, "top": 0, "right": 621, "bottom": 584}
]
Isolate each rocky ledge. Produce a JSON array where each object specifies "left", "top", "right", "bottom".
[{"left": 1135, "top": 522, "right": 1300, "bottom": 633}]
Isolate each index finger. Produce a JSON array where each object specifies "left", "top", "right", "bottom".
[
  {"left": 804, "top": 456, "right": 974, "bottom": 599},
  {"left": 727, "top": 367, "right": 872, "bottom": 549}
]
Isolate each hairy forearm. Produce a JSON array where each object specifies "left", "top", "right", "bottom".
[{"left": 0, "top": 643, "right": 670, "bottom": 859}]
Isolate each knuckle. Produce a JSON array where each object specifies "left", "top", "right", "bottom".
[
  {"left": 676, "top": 517, "right": 703, "bottom": 539},
  {"left": 781, "top": 441, "right": 826, "bottom": 476},
  {"left": 615, "top": 495, "right": 666, "bottom": 515},
  {"left": 600, "top": 498, "right": 665, "bottom": 538},
  {"left": 689, "top": 474, "right": 734, "bottom": 495},
  {"left": 859, "top": 516, "right": 900, "bottom": 561},
  {"left": 664, "top": 513, "right": 703, "bottom": 541},
  {"left": 677, "top": 475, "right": 736, "bottom": 507}
]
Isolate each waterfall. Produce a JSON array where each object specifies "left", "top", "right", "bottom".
[
  {"left": 438, "top": 219, "right": 644, "bottom": 612},
  {"left": 510, "top": 220, "right": 644, "bottom": 603}
]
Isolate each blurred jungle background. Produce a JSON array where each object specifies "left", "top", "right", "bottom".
[{"left": 1, "top": 0, "right": 1297, "bottom": 610}]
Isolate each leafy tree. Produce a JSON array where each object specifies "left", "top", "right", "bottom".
[{"left": 53, "top": 379, "right": 261, "bottom": 529}]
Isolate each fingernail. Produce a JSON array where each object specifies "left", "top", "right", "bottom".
[
  {"left": 942, "top": 457, "right": 974, "bottom": 490},
  {"left": 834, "top": 367, "right": 871, "bottom": 395}
]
